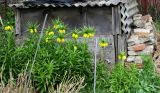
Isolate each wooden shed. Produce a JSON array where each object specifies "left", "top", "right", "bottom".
[{"left": 9, "top": 0, "right": 139, "bottom": 64}]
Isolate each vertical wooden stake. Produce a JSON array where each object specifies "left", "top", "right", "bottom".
[
  {"left": 0, "top": 15, "right": 4, "bottom": 26},
  {"left": 94, "top": 38, "right": 98, "bottom": 93},
  {"left": 15, "top": 9, "right": 21, "bottom": 45}
]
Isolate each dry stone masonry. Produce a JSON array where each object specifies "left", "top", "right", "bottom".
[{"left": 127, "top": 14, "right": 156, "bottom": 64}]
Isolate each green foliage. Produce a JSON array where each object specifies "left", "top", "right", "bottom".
[
  {"left": 0, "top": 31, "right": 15, "bottom": 82},
  {"left": 148, "top": 5, "right": 160, "bottom": 20},
  {"left": 0, "top": 20, "right": 94, "bottom": 93},
  {"left": 96, "top": 62, "right": 109, "bottom": 93},
  {"left": 108, "top": 63, "right": 139, "bottom": 93},
  {"left": 0, "top": 6, "right": 15, "bottom": 27},
  {"left": 32, "top": 40, "right": 93, "bottom": 93},
  {"left": 154, "top": 20, "right": 160, "bottom": 32},
  {"left": 92, "top": 55, "right": 160, "bottom": 93},
  {"left": 1, "top": 17, "right": 160, "bottom": 93},
  {"left": 137, "top": 55, "right": 160, "bottom": 93}
]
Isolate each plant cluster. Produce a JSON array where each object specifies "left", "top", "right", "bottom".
[
  {"left": 1, "top": 17, "right": 160, "bottom": 93},
  {"left": 0, "top": 19, "right": 97, "bottom": 93},
  {"left": 94, "top": 55, "right": 160, "bottom": 93}
]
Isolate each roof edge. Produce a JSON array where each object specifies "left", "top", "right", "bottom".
[{"left": 9, "top": 0, "right": 128, "bottom": 8}]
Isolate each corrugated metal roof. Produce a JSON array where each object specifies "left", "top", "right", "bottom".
[{"left": 9, "top": 0, "right": 132, "bottom": 8}]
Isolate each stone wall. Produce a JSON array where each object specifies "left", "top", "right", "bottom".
[{"left": 126, "top": 14, "right": 156, "bottom": 66}]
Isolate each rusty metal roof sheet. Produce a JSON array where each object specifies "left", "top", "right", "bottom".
[{"left": 9, "top": 0, "right": 132, "bottom": 8}]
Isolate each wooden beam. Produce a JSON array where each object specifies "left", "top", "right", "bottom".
[{"left": 15, "top": 9, "right": 21, "bottom": 45}]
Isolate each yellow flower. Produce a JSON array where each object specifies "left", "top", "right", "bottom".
[
  {"left": 56, "top": 38, "right": 65, "bottom": 43},
  {"left": 29, "top": 29, "right": 34, "bottom": 33},
  {"left": 48, "top": 31, "right": 54, "bottom": 36},
  {"left": 4, "top": 26, "right": 13, "bottom": 31},
  {"left": 72, "top": 33, "right": 79, "bottom": 39},
  {"left": 83, "top": 34, "right": 90, "bottom": 38},
  {"left": 45, "top": 38, "right": 49, "bottom": 43},
  {"left": 57, "top": 38, "right": 61, "bottom": 43},
  {"left": 53, "top": 25, "right": 59, "bottom": 29},
  {"left": 99, "top": 42, "right": 108, "bottom": 48},
  {"left": 29, "top": 28, "right": 37, "bottom": 33},
  {"left": 61, "top": 38, "right": 65, "bottom": 43},
  {"left": 58, "top": 29, "right": 65, "bottom": 34},
  {"left": 118, "top": 53, "right": 126, "bottom": 60},
  {"left": 34, "top": 29, "right": 37, "bottom": 33},
  {"left": 122, "top": 56, "right": 127, "bottom": 60},
  {"left": 88, "top": 33, "right": 95, "bottom": 38},
  {"left": 74, "top": 46, "right": 77, "bottom": 50}
]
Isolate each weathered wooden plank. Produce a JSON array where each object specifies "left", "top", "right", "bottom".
[
  {"left": 117, "top": 34, "right": 127, "bottom": 53},
  {"left": 20, "top": 7, "right": 84, "bottom": 35},
  {"left": 15, "top": 9, "right": 21, "bottom": 35},
  {"left": 90, "top": 36, "right": 115, "bottom": 64},
  {"left": 15, "top": 9, "right": 22, "bottom": 45},
  {"left": 86, "top": 7, "right": 112, "bottom": 35},
  {"left": 115, "top": 6, "right": 121, "bottom": 34},
  {"left": 77, "top": 35, "right": 115, "bottom": 64}
]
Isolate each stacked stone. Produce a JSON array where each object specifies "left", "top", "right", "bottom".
[{"left": 126, "top": 14, "right": 156, "bottom": 64}]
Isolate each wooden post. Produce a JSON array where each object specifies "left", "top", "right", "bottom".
[
  {"left": 112, "top": 7, "right": 118, "bottom": 63},
  {"left": 15, "top": 9, "right": 21, "bottom": 45}
]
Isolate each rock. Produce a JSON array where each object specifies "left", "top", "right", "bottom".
[
  {"left": 142, "top": 45, "right": 154, "bottom": 54},
  {"left": 127, "top": 56, "right": 135, "bottom": 62},
  {"left": 134, "top": 28, "right": 151, "bottom": 34},
  {"left": 145, "top": 26, "right": 153, "bottom": 30},
  {"left": 135, "top": 32, "right": 149, "bottom": 38},
  {"left": 133, "top": 20, "right": 144, "bottom": 28},
  {"left": 149, "top": 17, "right": 153, "bottom": 22},
  {"left": 127, "top": 35, "right": 140, "bottom": 46},
  {"left": 127, "top": 35, "right": 139, "bottom": 42},
  {"left": 149, "top": 33, "right": 154, "bottom": 38},
  {"left": 128, "top": 46, "right": 133, "bottom": 50},
  {"left": 145, "top": 22, "right": 153, "bottom": 30},
  {"left": 135, "top": 56, "right": 143, "bottom": 64},
  {"left": 127, "top": 14, "right": 155, "bottom": 65},
  {"left": 128, "top": 42, "right": 136, "bottom": 46},
  {"left": 139, "top": 38, "right": 150, "bottom": 43},
  {"left": 128, "top": 51, "right": 138, "bottom": 56},
  {"left": 133, "top": 14, "right": 142, "bottom": 20},
  {"left": 146, "top": 42, "right": 154, "bottom": 45},
  {"left": 133, "top": 44, "right": 146, "bottom": 52},
  {"left": 142, "top": 15, "right": 151, "bottom": 23},
  {"left": 145, "top": 22, "right": 152, "bottom": 27}
]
